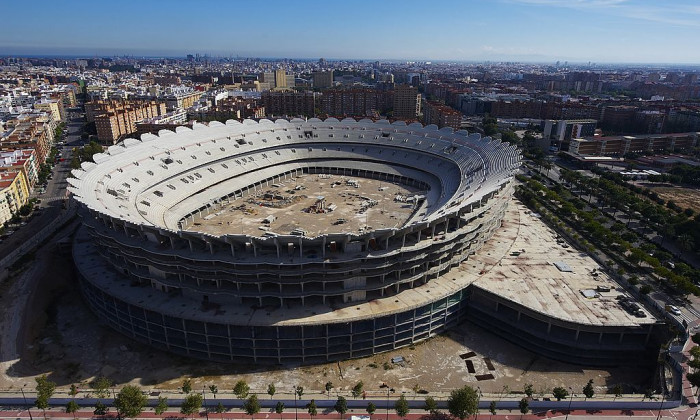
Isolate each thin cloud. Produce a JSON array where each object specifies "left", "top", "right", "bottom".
[{"left": 505, "top": 0, "right": 700, "bottom": 27}]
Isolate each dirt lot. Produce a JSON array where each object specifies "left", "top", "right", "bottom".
[
  {"left": 185, "top": 174, "right": 423, "bottom": 237},
  {"left": 0, "top": 204, "right": 654, "bottom": 398},
  {"left": 638, "top": 183, "right": 700, "bottom": 214}
]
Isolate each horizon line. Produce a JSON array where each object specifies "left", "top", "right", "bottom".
[{"left": 2, "top": 52, "right": 700, "bottom": 67}]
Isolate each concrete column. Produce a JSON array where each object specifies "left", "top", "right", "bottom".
[
  {"left": 546, "top": 322, "right": 552, "bottom": 334},
  {"left": 230, "top": 243, "right": 235, "bottom": 257},
  {"left": 275, "top": 238, "right": 280, "bottom": 258},
  {"left": 575, "top": 328, "right": 580, "bottom": 341},
  {"left": 517, "top": 311, "right": 522, "bottom": 322},
  {"left": 598, "top": 332, "right": 603, "bottom": 344},
  {"left": 618, "top": 332, "right": 624, "bottom": 344},
  {"left": 322, "top": 237, "right": 326, "bottom": 258},
  {"left": 299, "top": 238, "right": 303, "bottom": 258}
]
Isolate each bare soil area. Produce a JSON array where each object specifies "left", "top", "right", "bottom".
[
  {"left": 638, "top": 183, "right": 700, "bottom": 214},
  {"left": 186, "top": 174, "right": 422, "bottom": 237}
]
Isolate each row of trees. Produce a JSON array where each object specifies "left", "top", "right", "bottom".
[
  {"left": 518, "top": 172, "right": 699, "bottom": 295},
  {"left": 584, "top": 168, "right": 700, "bottom": 259},
  {"left": 648, "top": 164, "right": 700, "bottom": 187},
  {"left": 42, "top": 377, "right": 612, "bottom": 419},
  {"left": 69, "top": 141, "right": 104, "bottom": 170}
]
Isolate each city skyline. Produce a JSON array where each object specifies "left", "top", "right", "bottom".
[{"left": 1, "top": 0, "right": 699, "bottom": 64}]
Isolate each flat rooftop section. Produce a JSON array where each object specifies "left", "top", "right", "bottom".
[
  {"left": 470, "top": 203, "right": 655, "bottom": 327},
  {"left": 185, "top": 175, "right": 422, "bottom": 237}
]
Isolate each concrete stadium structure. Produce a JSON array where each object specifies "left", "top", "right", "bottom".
[{"left": 69, "top": 117, "right": 525, "bottom": 364}]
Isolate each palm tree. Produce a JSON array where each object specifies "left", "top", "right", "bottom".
[{"left": 678, "top": 234, "right": 695, "bottom": 257}]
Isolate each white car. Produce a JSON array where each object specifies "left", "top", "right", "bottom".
[{"left": 666, "top": 305, "right": 681, "bottom": 316}]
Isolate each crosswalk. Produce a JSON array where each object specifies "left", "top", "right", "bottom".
[{"left": 41, "top": 195, "right": 69, "bottom": 203}]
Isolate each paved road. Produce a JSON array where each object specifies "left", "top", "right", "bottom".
[
  {"left": 0, "top": 407, "right": 688, "bottom": 420},
  {"left": 0, "top": 114, "right": 83, "bottom": 264}
]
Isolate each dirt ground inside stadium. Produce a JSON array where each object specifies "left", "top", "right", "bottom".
[
  {"left": 0, "top": 201, "right": 654, "bottom": 397},
  {"left": 185, "top": 174, "right": 424, "bottom": 238}
]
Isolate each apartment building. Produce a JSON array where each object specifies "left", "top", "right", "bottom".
[
  {"left": 313, "top": 71, "right": 334, "bottom": 89},
  {"left": 320, "top": 88, "right": 393, "bottom": 117},
  {"left": 93, "top": 100, "right": 166, "bottom": 144},
  {"left": 393, "top": 85, "right": 421, "bottom": 120},
  {"left": 0, "top": 149, "right": 39, "bottom": 188},
  {"left": 262, "top": 91, "right": 318, "bottom": 117},
  {"left": 568, "top": 132, "right": 698, "bottom": 156},
  {"left": 0, "top": 170, "right": 30, "bottom": 225},
  {"left": 423, "top": 100, "right": 462, "bottom": 129},
  {"left": 0, "top": 116, "right": 52, "bottom": 165}
]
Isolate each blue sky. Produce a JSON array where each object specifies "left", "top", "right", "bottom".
[{"left": 1, "top": 0, "right": 698, "bottom": 63}]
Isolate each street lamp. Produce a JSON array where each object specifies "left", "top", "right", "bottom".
[
  {"left": 386, "top": 387, "right": 390, "bottom": 420},
  {"left": 294, "top": 386, "right": 298, "bottom": 420},
  {"left": 475, "top": 387, "right": 482, "bottom": 420},
  {"left": 112, "top": 387, "right": 121, "bottom": 420},
  {"left": 203, "top": 386, "right": 209, "bottom": 420},
  {"left": 565, "top": 388, "right": 574, "bottom": 420},
  {"left": 21, "top": 384, "right": 33, "bottom": 420},
  {"left": 656, "top": 391, "right": 666, "bottom": 420}
]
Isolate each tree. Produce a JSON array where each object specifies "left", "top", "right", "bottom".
[
  {"left": 35, "top": 374, "right": 56, "bottom": 418},
  {"left": 352, "top": 381, "right": 364, "bottom": 399},
  {"left": 65, "top": 400, "right": 79, "bottom": 419},
  {"left": 552, "top": 387, "right": 569, "bottom": 401},
  {"left": 583, "top": 379, "right": 595, "bottom": 400},
  {"left": 267, "top": 383, "right": 276, "bottom": 399},
  {"left": 412, "top": 384, "right": 420, "bottom": 400},
  {"left": 182, "top": 378, "right": 193, "bottom": 394},
  {"left": 275, "top": 401, "right": 285, "bottom": 420},
  {"left": 306, "top": 399, "right": 318, "bottom": 420},
  {"left": 524, "top": 383, "right": 534, "bottom": 399},
  {"left": 325, "top": 381, "right": 334, "bottom": 396},
  {"left": 91, "top": 376, "right": 111, "bottom": 399},
  {"left": 690, "top": 345, "right": 700, "bottom": 359},
  {"left": 215, "top": 402, "right": 226, "bottom": 415},
  {"left": 155, "top": 396, "right": 168, "bottom": 415},
  {"left": 688, "top": 372, "right": 700, "bottom": 390},
  {"left": 181, "top": 393, "right": 203, "bottom": 417},
  {"left": 423, "top": 396, "right": 438, "bottom": 414},
  {"left": 447, "top": 386, "right": 478, "bottom": 420},
  {"left": 234, "top": 380, "right": 250, "bottom": 399},
  {"left": 395, "top": 394, "right": 410, "bottom": 419},
  {"left": 94, "top": 401, "right": 107, "bottom": 415},
  {"left": 679, "top": 234, "right": 695, "bottom": 256},
  {"left": 114, "top": 384, "right": 148, "bottom": 419},
  {"left": 243, "top": 394, "right": 261, "bottom": 420},
  {"left": 209, "top": 385, "right": 219, "bottom": 398},
  {"left": 489, "top": 401, "right": 497, "bottom": 417},
  {"left": 69, "top": 384, "right": 78, "bottom": 398},
  {"left": 295, "top": 386, "right": 304, "bottom": 399},
  {"left": 334, "top": 396, "right": 348, "bottom": 420},
  {"left": 367, "top": 402, "right": 377, "bottom": 417},
  {"left": 518, "top": 398, "right": 529, "bottom": 417},
  {"left": 611, "top": 385, "right": 623, "bottom": 401}
]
